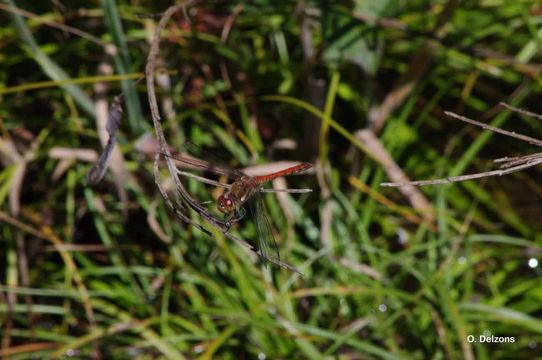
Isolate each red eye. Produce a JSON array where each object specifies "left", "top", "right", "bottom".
[{"left": 226, "top": 199, "right": 232, "bottom": 206}]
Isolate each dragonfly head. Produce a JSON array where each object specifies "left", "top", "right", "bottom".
[{"left": 217, "top": 195, "right": 235, "bottom": 214}]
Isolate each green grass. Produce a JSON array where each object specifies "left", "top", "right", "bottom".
[{"left": 1, "top": 1, "right": 542, "bottom": 359}]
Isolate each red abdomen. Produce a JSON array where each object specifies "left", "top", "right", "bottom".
[{"left": 254, "top": 162, "right": 312, "bottom": 184}]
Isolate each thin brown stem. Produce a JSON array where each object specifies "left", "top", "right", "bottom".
[
  {"left": 381, "top": 156, "right": 542, "bottom": 187},
  {"left": 444, "top": 111, "right": 542, "bottom": 147}
]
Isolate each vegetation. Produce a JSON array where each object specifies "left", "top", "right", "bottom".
[{"left": 1, "top": 1, "right": 542, "bottom": 359}]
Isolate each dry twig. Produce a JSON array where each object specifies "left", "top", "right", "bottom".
[{"left": 381, "top": 104, "right": 542, "bottom": 188}]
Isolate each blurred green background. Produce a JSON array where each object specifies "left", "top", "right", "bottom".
[{"left": 1, "top": 0, "right": 542, "bottom": 359}]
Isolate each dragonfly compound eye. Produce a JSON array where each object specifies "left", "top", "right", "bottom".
[{"left": 217, "top": 196, "right": 233, "bottom": 213}]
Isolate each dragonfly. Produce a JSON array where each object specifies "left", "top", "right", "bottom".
[{"left": 164, "top": 144, "right": 312, "bottom": 267}]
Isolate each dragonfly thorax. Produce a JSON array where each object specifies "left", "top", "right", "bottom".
[{"left": 217, "top": 177, "right": 257, "bottom": 214}]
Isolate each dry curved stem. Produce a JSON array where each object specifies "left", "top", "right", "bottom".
[
  {"left": 381, "top": 108, "right": 542, "bottom": 188},
  {"left": 146, "top": 3, "right": 301, "bottom": 275}
]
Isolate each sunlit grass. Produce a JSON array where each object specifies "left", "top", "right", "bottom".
[{"left": 1, "top": 1, "right": 542, "bottom": 359}]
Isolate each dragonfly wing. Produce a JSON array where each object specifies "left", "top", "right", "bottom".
[
  {"left": 247, "top": 193, "right": 280, "bottom": 267},
  {"left": 162, "top": 152, "right": 234, "bottom": 177},
  {"left": 184, "top": 141, "right": 246, "bottom": 178}
]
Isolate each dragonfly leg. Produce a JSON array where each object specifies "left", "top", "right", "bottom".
[
  {"left": 224, "top": 213, "right": 233, "bottom": 231},
  {"left": 222, "top": 207, "right": 246, "bottom": 232},
  {"left": 231, "top": 207, "right": 246, "bottom": 223},
  {"left": 238, "top": 206, "right": 247, "bottom": 220}
]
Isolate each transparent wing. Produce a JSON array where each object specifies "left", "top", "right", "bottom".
[
  {"left": 247, "top": 192, "right": 280, "bottom": 267},
  {"left": 184, "top": 141, "right": 245, "bottom": 178},
  {"left": 162, "top": 152, "right": 235, "bottom": 177}
]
